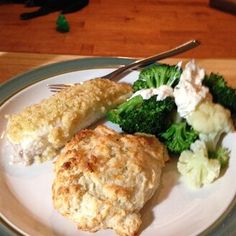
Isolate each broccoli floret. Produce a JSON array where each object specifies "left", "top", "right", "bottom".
[
  {"left": 107, "top": 96, "right": 176, "bottom": 135},
  {"left": 133, "top": 63, "right": 182, "bottom": 92},
  {"left": 208, "top": 147, "right": 230, "bottom": 168},
  {"left": 160, "top": 121, "right": 198, "bottom": 154},
  {"left": 56, "top": 14, "right": 70, "bottom": 33},
  {"left": 203, "top": 73, "right": 236, "bottom": 114}
]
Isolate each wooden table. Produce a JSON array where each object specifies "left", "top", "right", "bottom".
[
  {"left": 0, "top": 52, "right": 235, "bottom": 88},
  {"left": 0, "top": 1, "right": 236, "bottom": 58}
]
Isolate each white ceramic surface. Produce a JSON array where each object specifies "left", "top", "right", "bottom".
[{"left": 0, "top": 68, "right": 236, "bottom": 236}]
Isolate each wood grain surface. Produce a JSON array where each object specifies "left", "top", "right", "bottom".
[
  {"left": 0, "top": 52, "right": 235, "bottom": 87},
  {"left": 0, "top": 0, "right": 235, "bottom": 58}
]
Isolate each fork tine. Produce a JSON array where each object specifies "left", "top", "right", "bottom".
[
  {"left": 47, "top": 83, "right": 77, "bottom": 92},
  {"left": 47, "top": 83, "right": 79, "bottom": 92},
  {"left": 47, "top": 84, "right": 72, "bottom": 88},
  {"left": 49, "top": 89, "right": 63, "bottom": 93},
  {"left": 47, "top": 84, "right": 73, "bottom": 93}
]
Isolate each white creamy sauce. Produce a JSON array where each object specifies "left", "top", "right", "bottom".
[
  {"left": 173, "top": 60, "right": 211, "bottom": 117},
  {"left": 130, "top": 85, "right": 174, "bottom": 101}
]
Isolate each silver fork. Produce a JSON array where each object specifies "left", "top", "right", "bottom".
[{"left": 48, "top": 39, "right": 200, "bottom": 92}]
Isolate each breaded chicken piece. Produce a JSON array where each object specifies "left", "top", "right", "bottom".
[
  {"left": 52, "top": 125, "right": 168, "bottom": 236},
  {"left": 6, "top": 78, "right": 132, "bottom": 165}
]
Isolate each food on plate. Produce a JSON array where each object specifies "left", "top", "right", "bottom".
[
  {"left": 160, "top": 121, "right": 199, "bottom": 154},
  {"left": 203, "top": 73, "right": 236, "bottom": 115},
  {"left": 132, "top": 63, "right": 182, "bottom": 92},
  {"left": 209, "top": 146, "right": 230, "bottom": 168},
  {"left": 177, "top": 140, "right": 221, "bottom": 188},
  {"left": 107, "top": 63, "right": 181, "bottom": 136},
  {"left": 173, "top": 60, "right": 212, "bottom": 118},
  {"left": 108, "top": 60, "right": 235, "bottom": 188},
  {"left": 52, "top": 125, "right": 168, "bottom": 236},
  {"left": 107, "top": 61, "right": 197, "bottom": 150},
  {"left": 107, "top": 95, "right": 176, "bottom": 136},
  {"left": 5, "top": 78, "right": 132, "bottom": 165},
  {"left": 175, "top": 61, "right": 234, "bottom": 187},
  {"left": 186, "top": 101, "right": 234, "bottom": 151}
]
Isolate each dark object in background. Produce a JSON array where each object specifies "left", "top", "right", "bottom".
[
  {"left": 2, "top": 0, "right": 89, "bottom": 20},
  {"left": 209, "top": 0, "right": 236, "bottom": 14},
  {"left": 56, "top": 14, "right": 70, "bottom": 33}
]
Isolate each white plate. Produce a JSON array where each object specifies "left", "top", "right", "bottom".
[{"left": 0, "top": 58, "right": 236, "bottom": 236}]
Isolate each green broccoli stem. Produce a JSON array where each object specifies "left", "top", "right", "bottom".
[
  {"left": 156, "top": 66, "right": 168, "bottom": 87},
  {"left": 176, "top": 122, "right": 186, "bottom": 137},
  {"left": 146, "top": 75, "right": 155, "bottom": 88},
  {"left": 107, "top": 95, "right": 143, "bottom": 123},
  {"left": 168, "top": 65, "right": 182, "bottom": 87},
  {"left": 116, "top": 95, "right": 143, "bottom": 114},
  {"left": 208, "top": 147, "right": 230, "bottom": 168},
  {"left": 161, "top": 121, "right": 184, "bottom": 138}
]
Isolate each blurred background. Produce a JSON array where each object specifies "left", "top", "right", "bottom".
[{"left": 0, "top": 0, "right": 235, "bottom": 58}]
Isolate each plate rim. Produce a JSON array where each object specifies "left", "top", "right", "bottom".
[
  {"left": 0, "top": 56, "right": 236, "bottom": 236},
  {"left": 0, "top": 56, "right": 136, "bottom": 106}
]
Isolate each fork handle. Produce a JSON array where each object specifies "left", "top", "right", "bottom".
[{"left": 103, "top": 39, "right": 200, "bottom": 81}]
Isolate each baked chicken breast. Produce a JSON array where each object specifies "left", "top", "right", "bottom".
[{"left": 52, "top": 125, "right": 168, "bottom": 236}]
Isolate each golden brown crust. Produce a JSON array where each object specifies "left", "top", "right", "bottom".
[
  {"left": 6, "top": 78, "right": 132, "bottom": 143},
  {"left": 5, "top": 78, "right": 132, "bottom": 164},
  {"left": 52, "top": 125, "right": 168, "bottom": 236}
]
